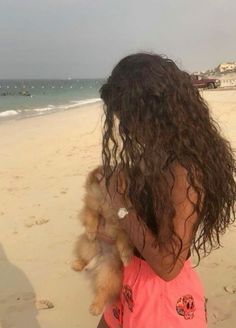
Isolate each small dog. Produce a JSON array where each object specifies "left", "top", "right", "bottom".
[{"left": 72, "top": 166, "right": 133, "bottom": 316}]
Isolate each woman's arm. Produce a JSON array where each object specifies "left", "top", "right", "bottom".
[
  {"left": 119, "top": 209, "right": 194, "bottom": 281},
  {"left": 119, "top": 166, "right": 199, "bottom": 281},
  {"left": 99, "top": 165, "right": 199, "bottom": 281}
]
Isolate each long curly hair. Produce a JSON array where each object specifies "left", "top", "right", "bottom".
[{"left": 99, "top": 52, "right": 236, "bottom": 263}]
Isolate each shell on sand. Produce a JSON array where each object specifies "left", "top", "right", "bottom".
[{"left": 35, "top": 299, "right": 54, "bottom": 310}]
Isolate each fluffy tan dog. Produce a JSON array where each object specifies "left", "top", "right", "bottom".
[{"left": 72, "top": 166, "right": 133, "bottom": 316}]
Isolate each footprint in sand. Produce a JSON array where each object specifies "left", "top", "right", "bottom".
[
  {"left": 60, "top": 188, "right": 68, "bottom": 194},
  {"left": 35, "top": 218, "right": 49, "bottom": 225},
  {"left": 24, "top": 217, "right": 49, "bottom": 228},
  {"left": 66, "top": 146, "right": 79, "bottom": 157},
  {"left": 64, "top": 172, "right": 83, "bottom": 177},
  {"left": 227, "top": 264, "right": 236, "bottom": 270},
  {"left": 207, "top": 296, "right": 235, "bottom": 325},
  {"left": 13, "top": 175, "right": 23, "bottom": 179},
  {"left": 33, "top": 203, "right": 41, "bottom": 207},
  {"left": 212, "top": 309, "right": 231, "bottom": 323},
  {"left": 35, "top": 299, "right": 54, "bottom": 310},
  {"left": 202, "top": 262, "right": 219, "bottom": 269},
  {"left": 224, "top": 286, "right": 236, "bottom": 294}
]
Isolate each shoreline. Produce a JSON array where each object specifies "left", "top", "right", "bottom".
[{"left": 0, "top": 98, "right": 102, "bottom": 124}]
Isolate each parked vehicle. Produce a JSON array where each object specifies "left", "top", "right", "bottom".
[{"left": 191, "top": 75, "right": 221, "bottom": 89}]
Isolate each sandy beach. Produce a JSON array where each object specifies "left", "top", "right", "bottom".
[{"left": 0, "top": 90, "right": 235, "bottom": 328}]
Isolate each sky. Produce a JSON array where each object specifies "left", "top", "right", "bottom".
[{"left": 0, "top": 0, "right": 236, "bottom": 79}]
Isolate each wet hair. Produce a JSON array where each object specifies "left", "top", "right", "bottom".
[{"left": 99, "top": 52, "right": 236, "bottom": 263}]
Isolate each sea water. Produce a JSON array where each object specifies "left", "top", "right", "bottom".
[{"left": 0, "top": 79, "right": 104, "bottom": 120}]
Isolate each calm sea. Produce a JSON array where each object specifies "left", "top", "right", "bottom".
[{"left": 0, "top": 79, "right": 104, "bottom": 120}]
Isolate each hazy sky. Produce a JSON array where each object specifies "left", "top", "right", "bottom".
[{"left": 1, "top": 0, "right": 236, "bottom": 78}]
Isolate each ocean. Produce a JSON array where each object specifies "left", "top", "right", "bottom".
[{"left": 0, "top": 79, "right": 104, "bottom": 120}]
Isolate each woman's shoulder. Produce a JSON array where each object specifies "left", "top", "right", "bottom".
[{"left": 168, "top": 162, "right": 202, "bottom": 206}]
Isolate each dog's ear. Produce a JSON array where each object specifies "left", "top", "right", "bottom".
[
  {"left": 95, "top": 172, "right": 103, "bottom": 180},
  {"left": 94, "top": 169, "right": 104, "bottom": 184},
  {"left": 86, "top": 166, "right": 103, "bottom": 186}
]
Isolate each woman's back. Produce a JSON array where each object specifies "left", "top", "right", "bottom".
[{"left": 97, "top": 52, "right": 236, "bottom": 328}]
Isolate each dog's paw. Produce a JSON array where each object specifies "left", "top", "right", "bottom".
[
  {"left": 89, "top": 302, "right": 104, "bottom": 316},
  {"left": 71, "top": 259, "right": 87, "bottom": 271}
]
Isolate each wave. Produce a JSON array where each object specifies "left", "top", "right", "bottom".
[
  {"left": 0, "top": 98, "right": 102, "bottom": 119},
  {"left": 33, "top": 105, "right": 56, "bottom": 112},
  {"left": 0, "top": 110, "right": 19, "bottom": 117},
  {"left": 67, "top": 98, "right": 101, "bottom": 107}
]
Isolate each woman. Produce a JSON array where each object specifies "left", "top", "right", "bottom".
[{"left": 96, "top": 53, "right": 235, "bottom": 327}]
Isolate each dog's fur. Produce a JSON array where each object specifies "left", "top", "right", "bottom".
[{"left": 72, "top": 166, "right": 133, "bottom": 315}]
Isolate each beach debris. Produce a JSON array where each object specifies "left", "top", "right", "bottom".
[
  {"left": 224, "top": 286, "right": 236, "bottom": 294},
  {"left": 35, "top": 299, "right": 54, "bottom": 310}
]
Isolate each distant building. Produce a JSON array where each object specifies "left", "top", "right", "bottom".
[
  {"left": 192, "top": 62, "right": 236, "bottom": 77},
  {"left": 218, "top": 62, "right": 236, "bottom": 73}
]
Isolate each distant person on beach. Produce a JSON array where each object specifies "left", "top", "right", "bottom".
[{"left": 96, "top": 53, "right": 236, "bottom": 327}]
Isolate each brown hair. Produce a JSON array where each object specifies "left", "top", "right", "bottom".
[{"left": 100, "top": 52, "right": 236, "bottom": 262}]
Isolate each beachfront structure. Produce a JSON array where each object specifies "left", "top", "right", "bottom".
[{"left": 218, "top": 62, "right": 236, "bottom": 73}]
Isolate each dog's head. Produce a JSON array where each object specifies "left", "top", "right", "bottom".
[{"left": 83, "top": 166, "right": 105, "bottom": 207}]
